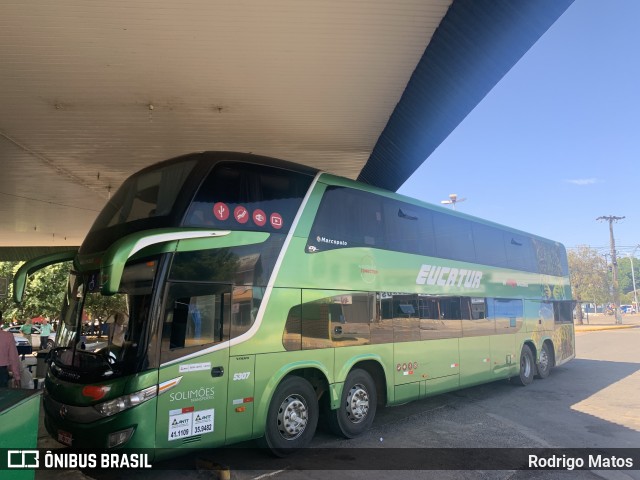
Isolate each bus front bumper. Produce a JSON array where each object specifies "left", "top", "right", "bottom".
[{"left": 43, "top": 392, "right": 157, "bottom": 449}]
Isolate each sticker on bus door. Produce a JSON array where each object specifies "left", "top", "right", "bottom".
[
  {"left": 168, "top": 407, "right": 214, "bottom": 441},
  {"left": 193, "top": 409, "right": 215, "bottom": 435},
  {"left": 168, "top": 407, "right": 193, "bottom": 441}
]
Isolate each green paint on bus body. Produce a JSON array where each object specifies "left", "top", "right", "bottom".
[{"left": 28, "top": 153, "right": 573, "bottom": 455}]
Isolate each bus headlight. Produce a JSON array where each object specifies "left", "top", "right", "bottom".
[{"left": 95, "top": 386, "right": 157, "bottom": 417}]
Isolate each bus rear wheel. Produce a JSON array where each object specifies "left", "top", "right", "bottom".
[
  {"left": 262, "top": 376, "right": 318, "bottom": 456},
  {"left": 535, "top": 342, "right": 553, "bottom": 379},
  {"left": 512, "top": 344, "right": 534, "bottom": 386},
  {"left": 328, "top": 369, "right": 377, "bottom": 438}
]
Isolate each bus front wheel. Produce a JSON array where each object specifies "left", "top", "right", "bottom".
[
  {"left": 262, "top": 376, "right": 319, "bottom": 456},
  {"left": 328, "top": 369, "right": 377, "bottom": 438},
  {"left": 512, "top": 344, "right": 534, "bottom": 386}
]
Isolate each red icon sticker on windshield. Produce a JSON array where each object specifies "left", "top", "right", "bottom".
[
  {"left": 252, "top": 209, "right": 267, "bottom": 227},
  {"left": 213, "top": 202, "right": 229, "bottom": 221},
  {"left": 270, "top": 213, "right": 283, "bottom": 229},
  {"left": 234, "top": 206, "right": 249, "bottom": 224}
]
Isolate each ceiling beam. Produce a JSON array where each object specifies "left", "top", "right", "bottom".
[{"left": 358, "top": 0, "right": 575, "bottom": 191}]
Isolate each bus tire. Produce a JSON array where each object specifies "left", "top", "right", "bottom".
[
  {"left": 535, "top": 342, "right": 553, "bottom": 379},
  {"left": 512, "top": 344, "right": 534, "bottom": 386},
  {"left": 328, "top": 369, "right": 377, "bottom": 438},
  {"left": 262, "top": 376, "right": 318, "bottom": 456}
]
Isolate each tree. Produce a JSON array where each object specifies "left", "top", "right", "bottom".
[
  {"left": 83, "top": 293, "right": 127, "bottom": 337},
  {"left": 0, "top": 261, "right": 21, "bottom": 323},
  {"left": 0, "top": 261, "right": 125, "bottom": 333},
  {"left": 21, "top": 262, "right": 71, "bottom": 320},
  {"left": 568, "top": 246, "right": 610, "bottom": 324},
  {"left": 0, "top": 261, "right": 71, "bottom": 322},
  {"left": 616, "top": 255, "right": 639, "bottom": 299}
]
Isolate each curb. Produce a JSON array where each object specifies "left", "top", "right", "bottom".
[{"left": 574, "top": 325, "right": 639, "bottom": 332}]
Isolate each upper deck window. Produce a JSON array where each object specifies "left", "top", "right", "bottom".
[
  {"left": 184, "top": 162, "right": 313, "bottom": 234},
  {"left": 307, "top": 185, "right": 568, "bottom": 276}
]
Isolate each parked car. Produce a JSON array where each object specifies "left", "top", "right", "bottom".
[
  {"left": 3, "top": 325, "right": 43, "bottom": 335},
  {"left": 11, "top": 333, "right": 33, "bottom": 359},
  {"left": 13, "top": 333, "right": 30, "bottom": 348},
  {"left": 3, "top": 325, "right": 56, "bottom": 349},
  {"left": 3, "top": 325, "right": 24, "bottom": 335},
  {"left": 31, "top": 326, "right": 57, "bottom": 348}
]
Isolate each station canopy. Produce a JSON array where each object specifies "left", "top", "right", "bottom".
[{"left": 0, "top": 0, "right": 573, "bottom": 260}]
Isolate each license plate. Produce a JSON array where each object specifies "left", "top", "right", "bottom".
[{"left": 57, "top": 430, "right": 73, "bottom": 446}]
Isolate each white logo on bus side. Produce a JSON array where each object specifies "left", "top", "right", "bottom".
[
  {"left": 233, "top": 372, "right": 251, "bottom": 381},
  {"left": 415, "top": 264, "right": 483, "bottom": 289}
]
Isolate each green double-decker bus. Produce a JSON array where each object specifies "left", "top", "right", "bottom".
[{"left": 15, "top": 152, "right": 574, "bottom": 457}]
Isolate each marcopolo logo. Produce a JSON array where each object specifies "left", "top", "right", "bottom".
[
  {"left": 415, "top": 264, "right": 483, "bottom": 289},
  {"left": 316, "top": 236, "right": 348, "bottom": 247}
]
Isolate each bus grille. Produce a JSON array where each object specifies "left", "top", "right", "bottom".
[{"left": 182, "top": 436, "right": 201, "bottom": 445}]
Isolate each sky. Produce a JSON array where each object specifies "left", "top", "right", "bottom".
[{"left": 399, "top": 0, "right": 640, "bottom": 259}]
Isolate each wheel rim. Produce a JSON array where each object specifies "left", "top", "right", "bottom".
[
  {"left": 276, "top": 394, "right": 308, "bottom": 440},
  {"left": 521, "top": 352, "right": 531, "bottom": 378},
  {"left": 345, "top": 384, "right": 369, "bottom": 424},
  {"left": 539, "top": 348, "right": 549, "bottom": 373}
]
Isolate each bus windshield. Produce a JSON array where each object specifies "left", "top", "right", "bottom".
[
  {"left": 91, "top": 160, "right": 196, "bottom": 230},
  {"left": 53, "top": 258, "right": 159, "bottom": 381}
]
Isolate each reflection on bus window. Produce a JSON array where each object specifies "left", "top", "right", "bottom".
[{"left": 161, "top": 283, "right": 231, "bottom": 363}]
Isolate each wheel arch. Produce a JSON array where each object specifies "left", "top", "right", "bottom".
[
  {"left": 541, "top": 338, "right": 556, "bottom": 367},
  {"left": 511, "top": 340, "right": 536, "bottom": 386},
  {"left": 254, "top": 361, "right": 330, "bottom": 438},
  {"left": 334, "top": 355, "right": 390, "bottom": 409},
  {"left": 525, "top": 336, "right": 556, "bottom": 367},
  {"left": 523, "top": 339, "right": 537, "bottom": 362}
]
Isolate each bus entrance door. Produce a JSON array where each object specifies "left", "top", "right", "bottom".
[{"left": 155, "top": 283, "right": 232, "bottom": 450}]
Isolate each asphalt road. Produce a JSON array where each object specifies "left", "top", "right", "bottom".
[{"left": 38, "top": 327, "right": 640, "bottom": 480}]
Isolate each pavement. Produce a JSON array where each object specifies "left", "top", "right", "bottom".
[
  {"left": 574, "top": 312, "right": 640, "bottom": 332},
  {"left": 27, "top": 315, "right": 638, "bottom": 480}
]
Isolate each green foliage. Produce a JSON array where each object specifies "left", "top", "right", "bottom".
[
  {"left": 0, "top": 261, "right": 71, "bottom": 321},
  {"left": 0, "top": 261, "right": 21, "bottom": 321},
  {"left": 0, "top": 261, "right": 127, "bottom": 326},
  {"left": 616, "top": 255, "right": 639, "bottom": 296},
  {"left": 568, "top": 246, "right": 610, "bottom": 306},
  {"left": 84, "top": 293, "right": 127, "bottom": 336},
  {"left": 22, "top": 262, "right": 71, "bottom": 320}
]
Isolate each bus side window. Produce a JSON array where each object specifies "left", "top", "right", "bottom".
[
  {"left": 392, "top": 294, "right": 420, "bottom": 342},
  {"left": 169, "top": 298, "right": 189, "bottom": 349},
  {"left": 461, "top": 297, "right": 494, "bottom": 337},
  {"left": 161, "top": 283, "right": 231, "bottom": 363},
  {"left": 553, "top": 301, "right": 574, "bottom": 323},
  {"left": 308, "top": 187, "right": 385, "bottom": 251},
  {"left": 283, "top": 304, "right": 302, "bottom": 351}
]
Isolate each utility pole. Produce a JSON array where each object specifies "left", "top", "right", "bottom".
[
  {"left": 632, "top": 244, "right": 640, "bottom": 312},
  {"left": 597, "top": 215, "right": 625, "bottom": 324}
]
